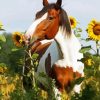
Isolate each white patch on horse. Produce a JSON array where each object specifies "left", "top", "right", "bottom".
[
  {"left": 37, "top": 40, "right": 61, "bottom": 73},
  {"left": 73, "top": 83, "right": 82, "bottom": 93},
  {"left": 55, "top": 27, "right": 84, "bottom": 75},
  {"left": 55, "top": 28, "right": 72, "bottom": 67},
  {"left": 40, "top": 39, "right": 54, "bottom": 44},
  {"left": 53, "top": 87, "right": 61, "bottom": 100},
  {"left": 25, "top": 13, "right": 47, "bottom": 39}
]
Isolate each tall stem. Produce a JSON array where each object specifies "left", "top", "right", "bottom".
[
  {"left": 29, "top": 50, "right": 36, "bottom": 88},
  {"left": 96, "top": 41, "right": 99, "bottom": 56}
]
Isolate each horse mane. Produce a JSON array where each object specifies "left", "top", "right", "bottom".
[
  {"left": 36, "top": 3, "right": 71, "bottom": 36},
  {"left": 59, "top": 9, "right": 71, "bottom": 36}
]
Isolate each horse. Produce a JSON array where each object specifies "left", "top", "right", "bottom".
[{"left": 23, "top": 0, "right": 84, "bottom": 98}]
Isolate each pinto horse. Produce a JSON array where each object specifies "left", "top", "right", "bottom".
[{"left": 24, "top": 0, "right": 84, "bottom": 96}]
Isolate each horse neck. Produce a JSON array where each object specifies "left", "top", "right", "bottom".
[{"left": 55, "top": 27, "right": 71, "bottom": 65}]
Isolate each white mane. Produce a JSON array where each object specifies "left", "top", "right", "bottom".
[{"left": 55, "top": 27, "right": 84, "bottom": 76}]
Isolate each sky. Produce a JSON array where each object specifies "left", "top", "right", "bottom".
[
  {"left": 0, "top": 0, "right": 100, "bottom": 53},
  {"left": 0, "top": 0, "right": 100, "bottom": 33}
]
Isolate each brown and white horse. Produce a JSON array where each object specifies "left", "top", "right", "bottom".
[{"left": 24, "top": 0, "right": 84, "bottom": 98}]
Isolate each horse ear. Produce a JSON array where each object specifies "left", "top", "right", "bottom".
[
  {"left": 56, "top": 0, "right": 62, "bottom": 7},
  {"left": 43, "top": 0, "right": 49, "bottom": 6}
]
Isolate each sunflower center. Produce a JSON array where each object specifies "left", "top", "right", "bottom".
[
  {"left": 16, "top": 35, "right": 21, "bottom": 42},
  {"left": 70, "top": 19, "right": 74, "bottom": 26},
  {"left": 93, "top": 24, "right": 100, "bottom": 35}
]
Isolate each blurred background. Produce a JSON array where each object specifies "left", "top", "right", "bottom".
[
  {"left": 0, "top": 0, "right": 100, "bottom": 32},
  {"left": 1, "top": 0, "right": 100, "bottom": 53}
]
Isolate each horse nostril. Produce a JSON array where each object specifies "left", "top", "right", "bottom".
[{"left": 45, "top": 35, "right": 49, "bottom": 39}]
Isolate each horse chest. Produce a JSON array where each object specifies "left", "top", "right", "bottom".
[
  {"left": 51, "top": 64, "right": 82, "bottom": 92},
  {"left": 37, "top": 40, "right": 62, "bottom": 74}
]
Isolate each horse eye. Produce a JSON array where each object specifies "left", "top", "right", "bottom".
[{"left": 48, "top": 16, "right": 54, "bottom": 20}]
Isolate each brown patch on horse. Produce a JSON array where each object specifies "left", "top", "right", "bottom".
[
  {"left": 31, "top": 41, "right": 42, "bottom": 53},
  {"left": 35, "top": 42, "right": 51, "bottom": 59},
  {"left": 51, "top": 64, "right": 82, "bottom": 92},
  {"left": 46, "top": 9, "right": 60, "bottom": 38},
  {"left": 45, "top": 53, "right": 52, "bottom": 76},
  {"left": 31, "top": 41, "right": 52, "bottom": 60},
  {"left": 74, "top": 71, "right": 82, "bottom": 79}
]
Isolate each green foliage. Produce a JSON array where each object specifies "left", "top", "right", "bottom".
[
  {"left": 71, "top": 55, "right": 100, "bottom": 99},
  {"left": 0, "top": 24, "right": 100, "bottom": 100},
  {"left": 0, "top": 33, "right": 25, "bottom": 74},
  {"left": 22, "top": 49, "right": 57, "bottom": 100},
  {"left": 74, "top": 28, "right": 82, "bottom": 38},
  {"left": 10, "top": 87, "right": 44, "bottom": 100},
  {"left": 79, "top": 46, "right": 91, "bottom": 53},
  {"left": 70, "top": 28, "right": 100, "bottom": 100},
  {"left": 71, "top": 84, "right": 96, "bottom": 100},
  {"left": 0, "top": 34, "right": 6, "bottom": 42},
  {"left": 74, "top": 77, "right": 84, "bottom": 85}
]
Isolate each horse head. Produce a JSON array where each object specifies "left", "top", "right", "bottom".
[{"left": 24, "top": 0, "right": 71, "bottom": 45}]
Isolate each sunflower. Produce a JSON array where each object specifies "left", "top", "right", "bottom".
[
  {"left": 85, "top": 59, "right": 94, "bottom": 66},
  {"left": 87, "top": 19, "right": 100, "bottom": 41},
  {"left": 69, "top": 16, "right": 77, "bottom": 29},
  {"left": 0, "top": 66, "right": 7, "bottom": 73},
  {"left": 12, "top": 32, "right": 24, "bottom": 47},
  {"left": 0, "top": 75, "right": 17, "bottom": 98}
]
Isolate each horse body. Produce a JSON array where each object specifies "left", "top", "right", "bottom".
[
  {"left": 24, "top": 0, "right": 84, "bottom": 97},
  {"left": 36, "top": 26, "right": 84, "bottom": 93}
]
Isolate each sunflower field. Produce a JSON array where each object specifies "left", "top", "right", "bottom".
[{"left": 0, "top": 17, "right": 100, "bottom": 100}]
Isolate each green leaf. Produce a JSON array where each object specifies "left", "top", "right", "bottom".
[
  {"left": 32, "top": 53, "right": 39, "bottom": 59},
  {"left": 11, "top": 48, "right": 19, "bottom": 52},
  {"left": 0, "top": 46, "right": 1, "bottom": 50},
  {"left": 0, "top": 34, "right": 6, "bottom": 42},
  {"left": 75, "top": 77, "right": 84, "bottom": 85},
  {"left": 0, "top": 63, "right": 6, "bottom": 67},
  {"left": 81, "top": 38, "right": 92, "bottom": 42},
  {"left": 86, "top": 38, "right": 92, "bottom": 42},
  {"left": 80, "top": 46, "right": 91, "bottom": 53},
  {"left": 0, "top": 29, "right": 5, "bottom": 31},
  {"left": 75, "top": 33, "right": 81, "bottom": 37},
  {"left": 77, "top": 28, "right": 82, "bottom": 32}
]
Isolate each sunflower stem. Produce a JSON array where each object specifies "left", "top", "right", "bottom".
[
  {"left": 28, "top": 50, "right": 36, "bottom": 88},
  {"left": 96, "top": 41, "right": 99, "bottom": 56}
]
